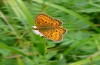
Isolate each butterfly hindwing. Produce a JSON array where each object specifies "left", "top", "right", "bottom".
[{"left": 39, "top": 27, "right": 66, "bottom": 41}]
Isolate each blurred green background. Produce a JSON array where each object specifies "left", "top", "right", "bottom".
[{"left": 0, "top": 0, "right": 100, "bottom": 65}]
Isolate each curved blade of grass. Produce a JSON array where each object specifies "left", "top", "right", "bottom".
[
  {"left": 6, "top": 0, "right": 22, "bottom": 18},
  {"left": 16, "top": 0, "right": 34, "bottom": 26},
  {"left": 6, "top": 0, "right": 37, "bottom": 58},
  {"left": 17, "top": 57, "right": 24, "bottom": 65},
  {"left": 89, "top": 0, "right": 100, "bottom": 8},
  {"left": 32, "top": 0, "right": 100, "bottom": 33},
  {"left": 69, "top": 51, "right": 100, "bottom": 65},
  {"left": 0, "top": 11, "right": 20, "bottom": 39},
  {"left": 64, "top": 34, "right": 100, "bottom": 55},
  {"left": 7, "top": 0, "right": 34, "bottom": 26},
  {"left": 0, "top": 43, "right": 27, "bottom": 56}
]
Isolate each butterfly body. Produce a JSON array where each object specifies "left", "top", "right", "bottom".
[{"left": 35, "top": 14, "right": 66, "bottom": 41}]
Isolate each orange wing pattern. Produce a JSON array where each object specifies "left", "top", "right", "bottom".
[
  {"left": 39, "top": 27, "right": 66, "bottom": 41},
  {"left": 35, "top": 14, "right": 62, "bottom": 27},
  {"left": 35, "top": 14, "right": 66, "bottom": 41}
]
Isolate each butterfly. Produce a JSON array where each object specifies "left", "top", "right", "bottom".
[{"left": 34, "top": 14, "right": 66, "bottom": 41}]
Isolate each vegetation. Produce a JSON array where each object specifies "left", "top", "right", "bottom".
[{"left": 0, "top": 0, "right": 100, "bottom": 65}]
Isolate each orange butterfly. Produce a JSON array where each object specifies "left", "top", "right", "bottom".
[{"left": 34, "top": 14, "right": 66, "bottom": 41}]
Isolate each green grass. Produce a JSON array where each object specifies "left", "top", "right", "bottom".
[{"left": 0, "top": 0, "right": 100, "bottom": 65}]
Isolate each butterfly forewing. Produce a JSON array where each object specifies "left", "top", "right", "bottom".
[{"left": 35, "top": 14, "right": 61, "bottom": 28}]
